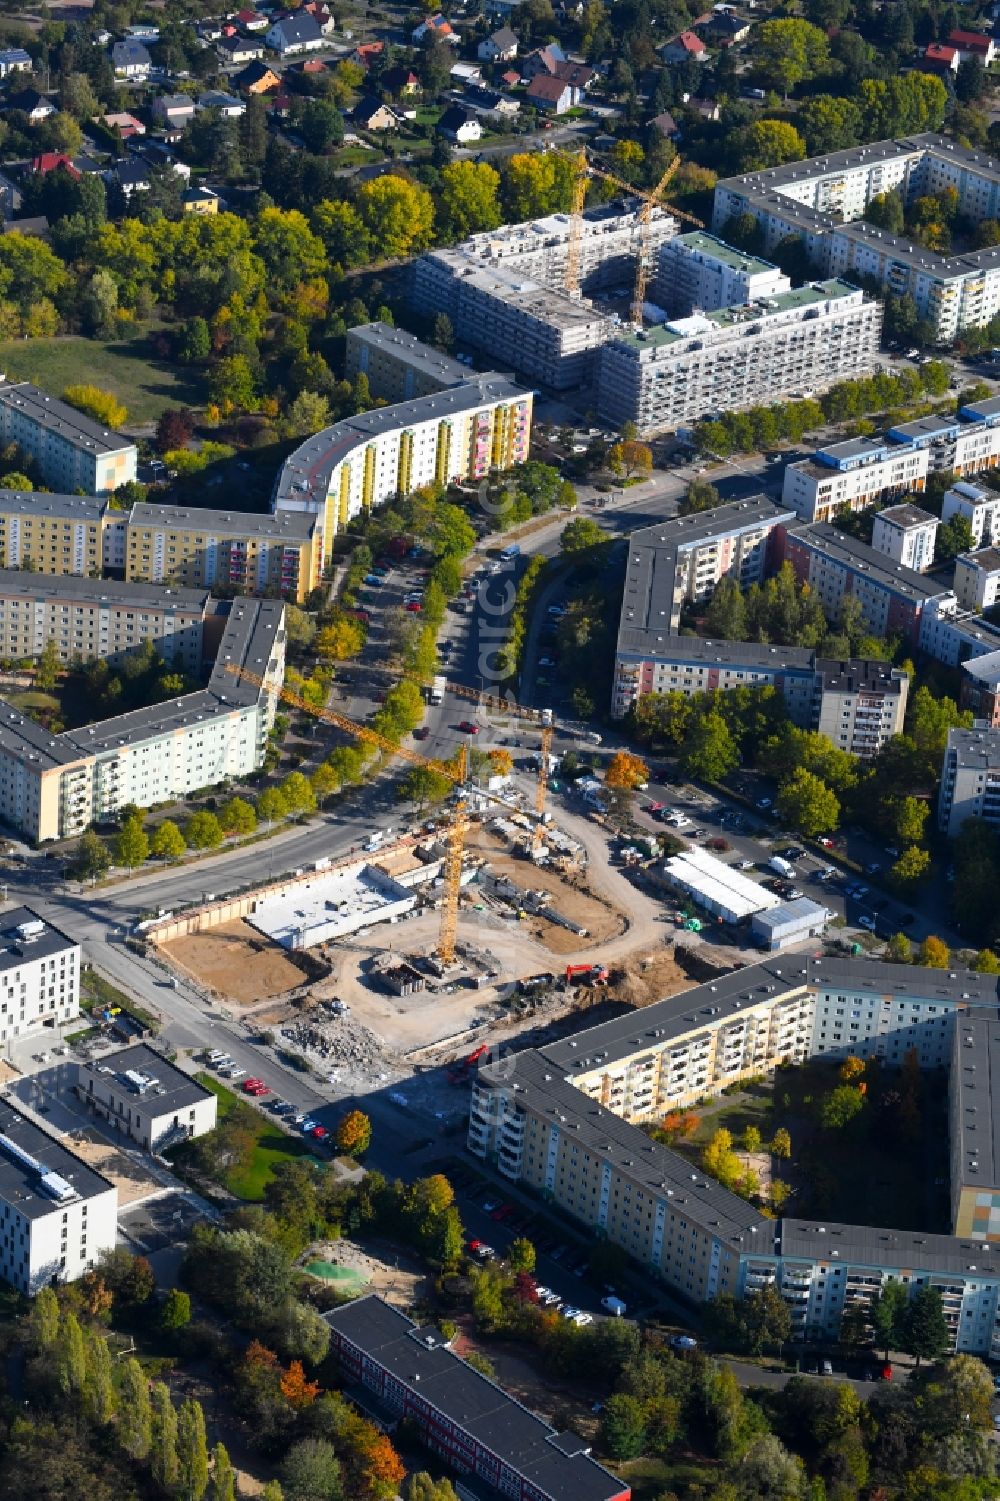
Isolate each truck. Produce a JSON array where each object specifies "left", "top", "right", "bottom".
[
  {"left": 769, "top": 855, "right": 795, "bottom": 879},
  {"left": 429, "top": 675, "right": 446, "bottom": 705}
]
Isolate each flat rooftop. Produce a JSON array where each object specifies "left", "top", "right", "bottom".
[
  {"left": 952, "top": 1016, "right": 1000, "bottom": 1192},
  {"left": 608, "top": 280, "right": 864, "bottom": 355},
  {"left": 661, "top": 847, "right": 780, "bottom": 921},
  {"left": 0, "top": 569, "right": 210, "bottom": 613},
  {"left": 778, "top": 1217, "right": 1000, "bottom": 1277},
  {"left": 616, "top": 629, "right": 815, "bottom": 669},
  {"left": 347, "top": 321, "right": 469, "bottom": 387},
  {"left": 961, "top": 547, "right": 1000, "bottom": 573},
  {"left": 128, "top": 502, "right": 316, "bottom": 542},
  {"left": 876, "top": 503, "right": 937, "bottom": 529},
  {"left": 667, "top": 230, "right": 781, "bottom": 276},
  {"left": 84, "top": 1043, "right": 213, "bottom": 1116},
  {"left": 814, "top": 657, "right": 906, "bottom": 695},
  {"left": 247, "top": 861, "right": 415, "bottom": 946},
  {"left": 751, "top": 897, "right": 830, "bottom": 935},
  {"left": 0, "top": 489, "right": 105, "bottom": 521},
  {"left": 786, "top": 521, "right": 951, "bottom": 602},
  {"left": 0, "top": 906, "right": 77, "bottom": 976},
  {"left": 0, "top": 1097, "right": 112, "bottom": 1218},
  {"left": 0, "top": 380, "right": 135, "bottom": 456},
  {"left": 943, "top": 725, "right": 1000, "bottom": 771}
]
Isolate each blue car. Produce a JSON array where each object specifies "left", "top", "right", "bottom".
[
  {"left": 300, "top": 1118, "right": 318, "bottom": 1132},
  {"left": 363, "top": 574, "right": 385, "bottom": 587}
]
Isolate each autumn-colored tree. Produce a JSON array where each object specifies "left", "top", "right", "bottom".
[
  {"left": 608, "top": 439, "right": 653, "bottom": 478},
  {"left": 316, "top": 615, "right": 365, "bottom": 662},
  {"left": 63, "top": 383, "right": 127, "bottom": 429},
  {"left": 336, "top": 1109, "right": 372, "bottom": 1156},
  {"left": 918, "top": 934, "right": 950, "bottom": 968},
  {"left": 770, "top": 1179, "right": 792, "bottom": 1212},
  {"left": 245, "top": 1339, "right": 280, "bottom": 1370},
  {"left": 839, "top": 1055, "right": 866, "bottom": 1083},
  {"left": 605, "top": 751, "right": 650, "bottom": 791},
  {"left": 358, "top": 1432, "right": 406, "bottom": 1500},
  {"left": 279, "top": 1359, "right": 321, "bottom": 1410},
  {"left": 771, "top": 1127, "right": 792, "bottom": 1159},
  {"left": 488, "top": 748, "right": 513, "bottom": 777}
]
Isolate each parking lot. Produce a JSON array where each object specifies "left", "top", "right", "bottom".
[{"left": 118, "top": 1189, "right": 211, "bottom": 1253}]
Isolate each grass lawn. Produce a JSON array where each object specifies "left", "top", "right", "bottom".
[
  {"left": 0, "top": 333, "right": 206, "bottom": 427},
  {"left": 80, "top": 969, "right": 160, "bottom": 1034},
  {"left": 611, "top": 1457, "right": 714, "bottom": 1500},
  {"left": 196, "top": 1072, "right": 317, "bottom": 1201},
  {"left": 6, "top": 689, "right": 60, "bottom": 714}
]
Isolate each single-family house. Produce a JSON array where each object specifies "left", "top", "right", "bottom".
[
  {"left": 662, "top": 29, "right": 708, "bottom": 61},
  {"left": 500, "top": 67, "right": 520, "bottom": 86},
  {"left": 478, "top": 26, "right": 518, "bottom": 61},
  {"left": 412, "top": 13, "right": 458, "bottom": 44},
  {"left": 236, "top": 8, "right": 269, "bottom": 32},
  {"left": 526, "top": 73, "right": 573, "bottom": 112},
  {"left": 292, "top": 57, "right": 327, "bottom": 78},
  {"left": 152, "top": 93, "right": 197, "bottom": 127},
  {"left": 381, "top": 65, "right": 420, "bottom": 95},
  {"left": 438, "top": 104, "right": 482, "bottom": 141},
  {"left": 552, "top": 59, "right": 594, "bottom": 88},
  {"left": 350, "top": 41, "right": 386, "bottom": 69},
  {"left": 302, "top": 1, "right": 336, "bottom": 35},
  {"left": 353, "top": 96, "right": 399, "bottom": 131},
  {"left": 1, "top": 214, "right": 48, "bottom": 238},
  {"left": 133, "top": 139, "right": 191, "bottom": 178},
  {"left": 521, "top": 43, "right": 565, "bottom": 79},
  {"left": 948, "top": 28, "right": 997, "bottom": 64},
  {"left": 0, "top": 169, "right": 22, "bottom": 220},
  {"left": 6, "top": 88, "right": 55, "bottom": 122},
  {"left": 108, "top": 159, "right": 151, "bottom": 197},
  {"left": 233, "top": 60, "right": 281, "bottom": 92},
  {"left": 182, "top": 184, "right": 221, "bottom": 214},
  {"left": 465, "top": 84, "right": 519, "bottom": 114},
  {"left": 925, "top": 42, "right": 960, "bottom": 71},
  {"left": 217, "top": 34, "right": 265, "bottom": 63},
  {"left": 450, "top": 60, "right": 481, "bottom": 84},
  {"left": 650, "top": 109, "right": 680, "bottom": 138},
  {"left": 0, "top": 49, "right": 32, "bottom": 80},
  {"left": 197, "top": 20, "right": 223, "bottom": 42},
  {"left": 703, "top": 10, "right": 750, "bottom": 42},
  {"left": 111, "top": 39, "right": 152, "bottom": 79},
  {"left": 101, "top": 110, "right": 145, "bottom": 137},
  {"left": 266, "top": 12, "right": 325, "bottom": 55},
  {"left": 30, "top": 152, "right": 79, "bottom": 178},
  {"left": 126, "top": 23, "right": 159, "bottom": 41},
  {"left": 197, "top": 90, "right": 246, "bottom": 117},
  {"left": 687, "top": 94, "right": 720, "bottom": 120}
]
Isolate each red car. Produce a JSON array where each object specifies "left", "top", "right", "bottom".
[
  {"left": 242, "top": 1078, "right": 264, "bottom": 1092},
  {"left": 459, "top": 720, "right": 480, "bottom": 734},
  {"left": 491, "top": 1203, "right": 515, "bottom": 1222},
  {"left": 311, "top": 1125, "right": 329, "bottom": 1140},
  {"left": 405, "top": 601, "right": 423, "bottom": 613}
]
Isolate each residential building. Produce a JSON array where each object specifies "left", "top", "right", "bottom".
[
  {"left": 301, "top": 0, "right": 335, "bottom": 35},
  {"left": 7, "top": 89, "right": 54, "bottom": 122},
  {"left": 925, "top": 42, "right": 959, "bottom": 72},
  {"left": 412, "top": 13, "right": 457, "bottom": 43},
  {"left": 78, "top": 1044, "right": 217, "bottom": 1153},
  {"left": 782, "top": 438, "right": 930, "bottom": 522},
  {"left": 273, "top": 378, "right": 532, "bottom": 568},
  {"left": 345, "top": 322, "right": 468, "bottom": 403},
  {"left": 182, "top": 185, "right": 221, "bottom": 215},
  {"left": 960, "top": 651, "right": 1000, "bottom": 725},
  {"left": 654, "top": 231, "right": 790, "bottom": 316},
  {"left": 478, "top": 26, "right": 518, "bottom": 60},
  {"left": 950, "top": 1017, "right": 1000, "bottom": 1241},
  {"left": 437, "top": 105, "right": 481, "bottom": 143},
  {"left": 217, "top": 34, "right": 265, "bottom": 63},
  {"left": 871, "top": 502, "right": 939, "bottom": 572},
  {"left": 650, "top": 110, "right": 679, "bottom": 140},
  {"left": 751, "top": 897, "right": 830, "bottom": 951},
  {"left": 101, "top": 111, "right": 144, "bottom": 137},
  {"left": 232, "top": 60, "right": 280, "bottom": 92},
  {"left": 938, "top": 725, "right": 1000, "bottom": 836},
  {"left": 0, "top": 595, "right": 285, "bottom": 842},
  {"left": 111, "top": 39, "right": 151, "bottom": 78},
  {"left": 325, "top": 1296, "right": 630, "bottom": 1501},
  {"left": 0, "top": 906, "right": 80, "bottom": 1048},
  {"left": 812, "top": 656, "right": 910, "bottom": 757},
  {"left": 124, "top": 503, "right": 319, "bottom": 601},
  {"left": 942, "top": 481, "right": 1000, "bottom": 546},
  {"left": 948, "top": 28, "right": 997, "bottom": 64},
  {"left": 0, "top": 381, "right": 137, "bottom": 495},
  {"left": 380, "top": 66, "right": 420, "bottom": 95},
  {"left": 412, "top": 202, "right": 676, "bottom": 390},
  {"left": 596, "top": 281, "right": 881, "bottom": 436},
  {"left": 0, "top": 489, "right": 106, "bottom": 575},
  {"left": 955, "top": 548, "right": 1000, "bottom": 611},
  {"left": 521, "top": 43, "right": 565, "bottom": 79},
  {"left": 525, "top": 75, "right": 574, "bottom": 112},
  {"left": 712, "top": 133, "right": 1000, "bottom": 342},
  {"left": 352, "top": 98, "right": 399, "bottom": 132},
  {"left": 704, "top": 10, "right": 751, "bottom": 42},
  {"left": 0, "top": 1098, "right": 116, "bottom": 1294},
  {"left": 779, "top": 520, "right": 952, "bottom": 649},
  {"left": 266, "top": 12, "right": 324, "bottom": 54},
  {"left": 151, "top": 94, "right": 196, "bottom": 127},
  {"left": 662, "top": 29, "right": 708, "bottom": 61},
  {"left": 618, "top": 495, "right": 792, "bottom": 634},
  {"left": 449, "top": 61, "right": 482, "bottom": 86},
  {"left": 0, "top": 49, "right": 32, "bottom": 79},
  {"left": 196, "top": 90, "right": 245, "bottom": 117}
]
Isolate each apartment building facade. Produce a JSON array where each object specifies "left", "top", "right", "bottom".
[
  {"left": 470, "top": 958, "right": 1000, "bottom": 1352},
  {"left": 124, "top": 503, "right": 320, "bottom": 602},
  {"left": 0, "top": 907, "right": 80, "bottom": 1049},
  {"left": 782, "top": 439, "right": 930, "bottom": 522},
  {"left": 0, "top": 596, "right": 285, "bottom": 841},
  {"left": 78, "top": 1043, "right": 217, "bottom": 1153},
  {"left": 595, "top": 281, "right": 881, "bottom": 436},
  {"left": 0, "top": 571, "right": 211, "bottom": 669},
  {"left": 0, "top": 491, "right": 107, "bottom": 575},
  {"left": 273, "top": 378, "right": 532, "bottom": 567},
  {"left": 325, "top": 1296, "right": 631, "bottom": 1501},
  {"left": 938, "top": 725, "right": 1000, "bottom": 836},
  {"left": 0, "top": 381, "right": 137, "bottom": 494},
  {"left": 345, "top": 321, "right": 470, "bottom": 403},
  {"left": 0, "top": 1098, "right": 117, "bottom": 1294},
  {"left": 654, "top": 231, "right": 791, "bottom": 316},
  {"left": 871, "top": 503, "right": 939, "bottom": 571},
  {"left": 942, "top": 481, "right": 1000, "bottom": 547},
  {"left": 954, "top": 547, "right": 1000, "bottom": 611},
  {"left": 712, "top": 134, "right": 1000, "bottom": 341}
]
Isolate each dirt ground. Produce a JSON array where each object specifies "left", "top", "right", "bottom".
[
  {"left": 303, "top": 1236, "right": 429, "bottom": 1304},
  {"left": 162, "top": 920, "right": 310, "bottom": 1004},
  {"left": 67, "top": 1128, "right": 164, "bottom": 1205},
  {"left": 607, "top": 948, "right": 693, "bottom": 1008},
  {"left": 467, "top": 830, "right": 627, "bottom": 955}
]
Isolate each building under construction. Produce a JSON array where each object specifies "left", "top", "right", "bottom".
[{"left": 411, "top": 201, "right": 678, "bottom": 390}]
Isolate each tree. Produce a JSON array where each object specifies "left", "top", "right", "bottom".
[
  {"left": 356, "top": 175, "right": 435, "bottom": 259},
  {"left": 704, "top": 1127, "right": 741, "bottom": 1187},
  {"left": 62, "top": 384, "right": 127, "bottom": 429},
  {"left": 974, "top": 948, "right": 1000, "bottom": 973},
  {"left": 743, "top": 1125, "right": 763, "bottom": 1154},
  {"left": 281, "top": 770, "right": 318, "bottom": 817},
  {"left": 30, "top": 1286, "right": 60, "bottom": 1351},
  {"left": 918, "top": 935, "right": 950, "bottom": 968},
  {"left": 209, "top": 355, "right": 257, "bottom": 413},
  {"left": 771, "top": 1127, "right": 792, "bottom": 1159},
  {"left": 114, "top": 815, "right": 149, "bottom": 871},
  {"left": 891, "top": 847, "right": 930, "bottom": 890},
  {"left": 219, "top": 797, "right": 257, "bottom": 836},
  {"left": 210, "top": 1444, "right": 237, "bottom": 1501},
  {"left": 177, "top": 1397, "right": 210, "bottom": 1501},
  {"left": 315, "top": 616, "right": 365, "bottom": 662},
  {"left": 560, "top": 516, "right": 606, "bottom": 553},
  {"left": 161, "top": 1288, "right": 192, "bottom": 1332},
  {"left": 605, "top": 751, "right": 649, "bottom": 790},
  {"left": 756, "top": 18, "right": 830, "bottom": 96},
  {"left": 35, "top": 636, "right": 60, "bottom": 692},
  {"left": 118, "top": 1356, "right": 152, "bottom": 1461},
  {"left": 437, "top": 160, "right": 502, "bottom": 241},
  {"left": 336, "top": 1109, "right": 371, "bottom": 1156},
  {"left": 311, "top": 764, "right": 340, "bottom": 808},
  {"left": 599, "top": 1393, "right": 647, "bottom": 1460},
  {"left": 508, "top": 1237, "right": 536, "bottom": 1273},
  {"left": 770, "top": 1179, "right": 792, "bottom": 1212},
  {"left": 258, "top": 786, "right": 289, "bottom": 826},
  {"left": 871, "top": 1279, "right": 909, "bottom": 1358},
  {"left": 797, "top": 94, "right": 862, "bottom": 155},
  {"left": 736, "top": 120, "right": 807, "bottom": 172},
  {"left": 399, "top": 765, "right": 453, "bottom": 808},
  {"left": 280, "top": 1438, "right": 341, "bottom": 1501},
  {"left": 150, "top": 819, "right": 187, "bottom": 860},
  {"left": 681, "top": 477, "right": 721, "bottom": 514},
  {"left": 185, "top": 810, "right": 224, "bottom": 850},
  {"left": 820, "top": 1085, "right": 864, "bottom": 1129},
  {"left": 839, "top": 1056, "right": 865, "bottom": 1084},
  {"left": 740, "top": 1286, "right": 793, "bottom": 1355},
  {"left": 82, "top": 1326, "right": 116, "bottom": 1426},
  {"left": 776, "top": 768, "right": 840, "bottom": 838},
  {"left": 280, "top": 1360, "right": 322, "bottom": 1410},
  {"left": 405, "top": 1475, "right": 458, "bottom": 1501},
  {"left": 732, "top": 1435, "right": 806, "bottom": 1500},
  {"left": 608, "top": 439, "right": 653, "bottom": 478},
  {"left": 156, "top": 408, "right": 195, "bottom": 453},
  {"left": 885, "top": 931, "right": 912, "bottom": 964},
  {"left": 936, "top": 513, "right": 975, "bottom": 562},
  {"left": 682, "top": 710, "right": 739, "bottom": 782},
  {"left": 150, "top": 1383, "right": 179, "bottom": 1492},
  {"left": 902, "top": 1286, "right": 950, "bottom": 1366},
  {"left": 432, "top": 313, "right": 454, "bottom": 352},
  {"left": 72, "top": 828, "right": 109, "bottom": 883}
]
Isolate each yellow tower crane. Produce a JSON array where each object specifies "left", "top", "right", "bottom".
[
  {"left": 559, "top": 148, "right": 704, "bottom": 325},
  {"left": 434, "top": 679, "right": 554, "bottom": 828}
]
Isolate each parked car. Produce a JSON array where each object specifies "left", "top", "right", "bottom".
[
  {"left": 459, "top": 720, "right": 480, "bottom": 734},
  {"left": 413, "top": 726, "right": 430, "bottom": 740}
]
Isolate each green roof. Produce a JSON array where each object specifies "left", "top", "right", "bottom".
[
  {"left": 673, "top": 230, "right": 779, "bottom": 276},
  {"left": 614, "top": 279, "right": 862, "bottom": 351}
]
